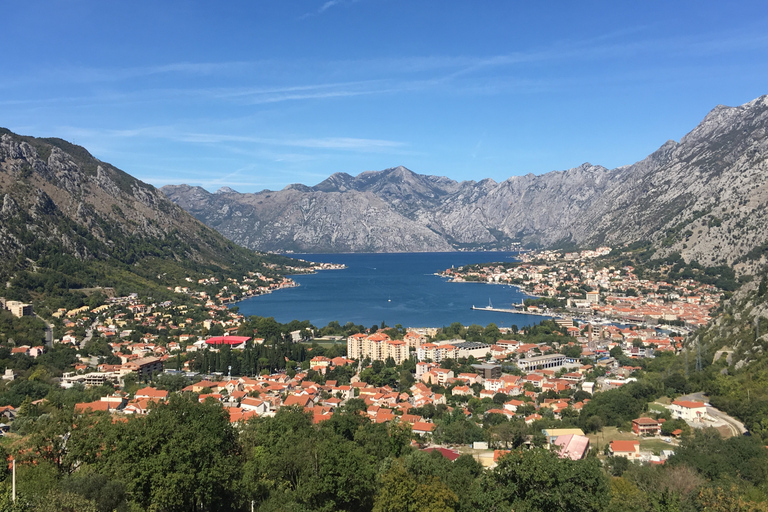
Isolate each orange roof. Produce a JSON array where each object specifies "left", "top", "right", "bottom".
[
  {"left": 135, "top": 387, "right": 169, "bottom": 399},
  {"left": 74, "top": 400, "right": 111, "bottom": 413},
  {"left": 672, "top": 400, "right": 706, "bottom": 409},
  {"left": 283, "top": 394, "right": 313, "bottom": 408},
  {"left": 611, "top": 440, "right": 639, "bottom": 452},
  {"left": 228, "top": 408, "right": 258, "bottom": 423},
  {"left": 633, "top": 417, "right": 659, "bottom": 425},
  {"left": 412, "top": 421, "right": 436, "bottom": 432}
]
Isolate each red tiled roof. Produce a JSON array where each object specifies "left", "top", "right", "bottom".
[
  {"left": 74, "top": 400, "right": 111, "bottom": 413},
  {"left": 421, "top": 447, "right": 460, "bottom": 461},
  {"left": 205, "top": 336, "right": 251, "bottom": 345},
  {"left": 672, "top": 400, "right": 706, "bottom": 409},
  {"left": 611, "top": 440, "right": 639, "bottom": 452}
]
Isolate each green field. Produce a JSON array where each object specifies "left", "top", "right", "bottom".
[{"left": 640, "top": 439, "right": 675, "bottom": 453}]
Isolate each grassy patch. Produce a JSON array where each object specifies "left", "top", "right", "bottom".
[
  {"left": 640, "top": 439, "right": 675, "bottom": 454},
  {"left": 306, "top": 340, "right": 344, "bottom": 348},
  {"left": 586, "top": 426, "right": 636, "bottom": 452}
]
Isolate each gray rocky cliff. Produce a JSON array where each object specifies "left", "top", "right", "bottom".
[{"left": 162, "top": 95, "right": 768, "bottom": 264}]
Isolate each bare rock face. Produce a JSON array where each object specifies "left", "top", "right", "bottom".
[
  {"left": 161, "top": 182, "right": 454, "bottom": 253},
  {"left": 162, "top": 94, "right": 768, "bottom": 261},
  {"left": 0, "top": 128, "right": 261, "bottom": 269}
]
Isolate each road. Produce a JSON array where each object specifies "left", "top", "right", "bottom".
[
  {"left": 82, "top": 320, "right": 98, "bottom": 345},
  {"left": 35, "top": 314, "right": 54, "bottom": 347}
]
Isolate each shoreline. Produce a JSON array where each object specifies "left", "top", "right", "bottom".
[{"left": 436, "top": 274, "right": 541, "bottom": 299}]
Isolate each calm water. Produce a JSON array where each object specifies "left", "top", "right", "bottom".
[{"left": 235, "top": 252, "right": 549, "bottom": 329}]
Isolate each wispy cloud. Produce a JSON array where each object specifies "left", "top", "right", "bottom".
[
  {"left": 56, "top": 125, "right": 406, "bottom": 152},
  {"left": 301, "top": 0, "right": 360, "bottom": 19}
]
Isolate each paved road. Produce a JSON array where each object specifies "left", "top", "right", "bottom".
[{"left": 35, "top": 314, "right": 54, "bottom": 347}]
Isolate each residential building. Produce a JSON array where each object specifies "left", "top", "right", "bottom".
[
  {"left": 347, "top": 332, "right": 410, "bottom": 364},
  {"left": 471, "top": 363, "right": 502, "bottom": 380},
  {"left": 610, "top": 440, "right": 640, "bottom": 459},
  {"left": 517, "top": 354, "right": 567, "bottom": 371},
  {"left": 669, "top": 400, "right": 708, "bottom": 421},
  {"left": 632, "top": 417, "right": 661, "bottom": 436}
]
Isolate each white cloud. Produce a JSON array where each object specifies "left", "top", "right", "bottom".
[{"left": 54, "top": 125, "right": 405, "bottom": 152}]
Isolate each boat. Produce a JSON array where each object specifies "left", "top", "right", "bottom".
[{"left": 471, "top": 299, "right": 494, "bottom": 311}]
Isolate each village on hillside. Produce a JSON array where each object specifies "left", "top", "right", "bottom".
[
  {"left": 0, "top": 249, "right": 743, "bottom": 469},
  {"left": 440, "top": 247, "right": 724, "bottom": 329}
]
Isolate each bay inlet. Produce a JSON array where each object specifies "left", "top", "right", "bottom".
[{"left": 235, "top": 252, "right": 550, "bottom": 328}]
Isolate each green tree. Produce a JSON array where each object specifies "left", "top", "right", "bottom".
[
  {"left": 490, "top": 447, "right": 609, "bottom": 512},
  {"left": 98, "top": 395, "right": 241, "bottom": 511},
  {"left": 373, "top": 460, "right": 457, "bottom": 512}
]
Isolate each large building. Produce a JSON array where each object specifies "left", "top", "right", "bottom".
[
  {"left": 516, "top": 353, "right": 567, "bottom": 371},
  {"left": 123, "top": 356, "right": 164, "bottom": 381},
  {"left": 417, "top": 339, "right": 491, "bottom": 362},
  {"left": 1, "top": 299, "right": 33, "bottom": 318},
  {"left": 632, "top": 417, "right": 661, "bottom": 436},
  {"left": 471, "top": 363, "right": 502, "bottom": 380},
  {"left": 347, "top": 332, "right": 409, "bottom": 365}
]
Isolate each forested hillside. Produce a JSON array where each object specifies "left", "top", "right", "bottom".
[{"left": 0, "top": 128, "right": 307, "bottom": 315}]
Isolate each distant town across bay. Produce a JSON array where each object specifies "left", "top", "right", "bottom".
[{"left": 234, "top": 252, "right": 548, "bottom": 329}]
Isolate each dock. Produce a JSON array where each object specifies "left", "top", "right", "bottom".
[{"left": 470, "top": 305, "right": 556, "bottom": 318}]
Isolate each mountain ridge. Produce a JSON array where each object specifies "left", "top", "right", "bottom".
[
  {"left": 0, "top": 128, "right": 304, "bottom": 311},
  {"left": 162, "top": 95, "right": 768, "bottom": 267}
]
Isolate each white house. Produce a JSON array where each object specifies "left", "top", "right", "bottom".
[{"left": 669, "top": 400, "right": 708, "bottom": 422}]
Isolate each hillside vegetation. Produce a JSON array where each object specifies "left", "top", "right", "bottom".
[{"left": 0, "top": 129, "right": 306, "bottom": 315}]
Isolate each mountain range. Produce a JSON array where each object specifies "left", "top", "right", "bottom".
[
  {"left": 0, "top": 128, "right": 301, "bottom": 307},
  {"left": 162, "top": 95, "right": 768, "bottom": 272}
]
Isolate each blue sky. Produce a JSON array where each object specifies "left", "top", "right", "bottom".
[{"left": 2, "top": 1, "right": 768, "bottom": 193}]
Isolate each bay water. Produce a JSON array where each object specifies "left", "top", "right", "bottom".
[{"left": 235, "top": 252, "right": 549, "bottom": 329}]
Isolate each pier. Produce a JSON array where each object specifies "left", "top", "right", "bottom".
[{"left": 470, "top": 305, "right": 558, "bottom": 319}]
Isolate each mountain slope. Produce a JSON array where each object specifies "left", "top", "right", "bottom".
[
  {"left": 161, "top": 95, "right": 766, "bottom": 262},
  {"left": 162, "top": 178, "right": 455, "bottom": 253},
  {"left": 0, "top": 128, "right": 303, "bottom": 308},
  {"left": 573, "top": 96, "right": 768, "bottom": 270}
]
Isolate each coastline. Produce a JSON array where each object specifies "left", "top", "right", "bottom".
[
  {"left": 232, "top": 251, "right": 552, "bottom": 328},
  {"left": 228, "top": 263, "right": 348, "bottom": 307},
  {"left": 436, "top": 274, "right": 541, "bottom": 299}
]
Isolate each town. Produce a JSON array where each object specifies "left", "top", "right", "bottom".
[
  {"left": 0, "top": 248, "right": 743, "bottom": 472},
  {"left": 440, "top": 247, "right": 726, "bottom": 329}
]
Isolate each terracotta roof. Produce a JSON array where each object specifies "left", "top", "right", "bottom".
[
  {"left": 672, "top": 400, "right": 706, "bottom": 409},
  {"left": 74, "top": 400, "right": 112, "bottom": 413},
  {"left": 421, "top": 447, "right": 460, "bottom": 461},
  {"left": 494, "top": 449, "right": 511, "bottom": 462},
  {"left": 610, "top": 440, "right": 639, "bottom": 452},
  {"left": 205, "top": 336, "right": 251, "bottom": 345},
  {"left": 412, "top": 421, "right": 436, "bottom": 433}
]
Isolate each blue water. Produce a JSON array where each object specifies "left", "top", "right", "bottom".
[{"left": 235, "top": 252, "right": 549, "bottom": 329}]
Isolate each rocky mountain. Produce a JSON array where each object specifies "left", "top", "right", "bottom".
[
  {"left": 0, "top": 129, "right": 301, "bottom": 299},
  {"left": 162, "top": 177, "right": 456, "bottom": 254},
  {"left": 169, "top": 96, "right": 768, "bottom": 266}
]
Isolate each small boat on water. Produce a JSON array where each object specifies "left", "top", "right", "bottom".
[{"left": 471, "top": 299, "right": 494, "bottom": 311}]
